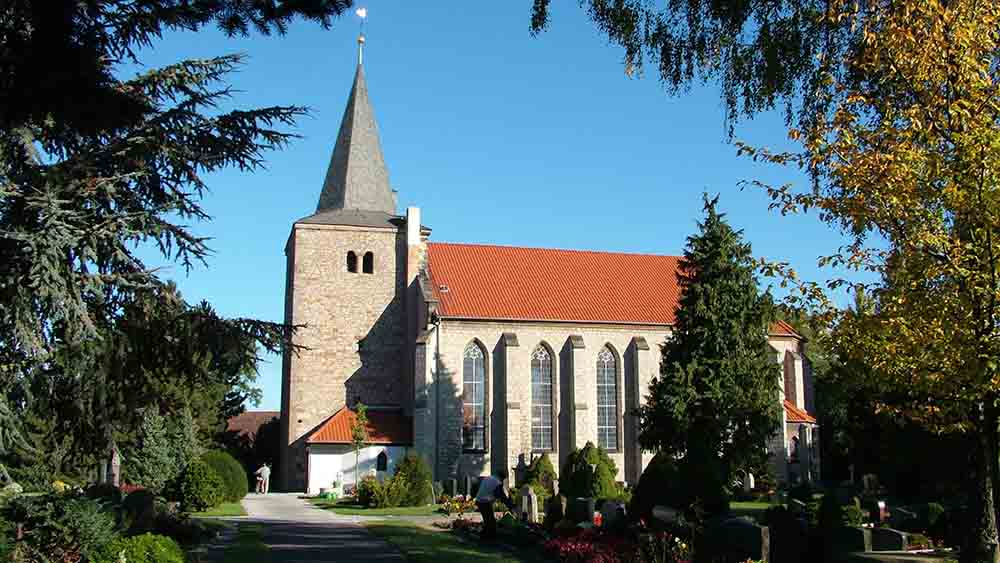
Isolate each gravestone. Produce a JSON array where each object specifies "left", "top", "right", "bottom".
[
  {"left": 871, "top": 528, "right": 909, "bottom": 551},
  {"left": 552, "top": 478, "right": 559, "bottom": 497},
  {"left": 520, "top": 485, "right": 539, "bottom": 523},
  {"left": 543, "top": 495, "right": 566, "bottom": 530},
  {"left": 109, "top": 445, "right": 121, "bottom": 487},
  {"left": 567, "top": 497, "right": 596, "bottom": 524},
  {"left": 743, "top": 472, "right": 756, "bottom": 493},
  {"left": 652, "top": 505, "right": 681, "bottom": 524},
  {"left": 862, "top": 473, "right": 879, "bottom": 494},
  {"left": 828, "top": 526, "right": 872, "bottom": 554},
  {"left": 600, "top": 501, "right": 627, "bottom": 529},
  {"left": 433, "top": 481, "right": 443, "bottom": 500},
  {"left": 702, "top": 517, "right": 770, "bottom": 562}
]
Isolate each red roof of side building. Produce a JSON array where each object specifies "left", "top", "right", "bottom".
[
  {"left": 426, "top": 242, "right": 805, "bottom": 339},
  {"left": 306, "top": 408, "right": 412, "bottom": 445},
  {"left": 784, "top": 400, "right": 818, "bottom": 424}
]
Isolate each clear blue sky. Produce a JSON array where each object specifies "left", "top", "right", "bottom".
[{"left": 130, "top": 2, "right": 848, "bottom": 412}]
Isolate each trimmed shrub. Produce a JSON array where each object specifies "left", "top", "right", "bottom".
[
  {"left": 628, "top": 450, "right": 729, "bottom": 519},
  {"left": 201, "top": 450, "right": 248, "bottom": 503},
  {"left": 357, "top": 475, "right": 380, "bottom": 507},
  {"left": 180, "top": 460, "right": 224, "bottom": 512},
  {"left": 560, "top": 442, "right": 619, "bottom": 501},
  {"left": 524, "top": 453, "right": 557, "bottom": 502},
  {"left": 1, "top": 493, "right": 119, "bottom": 562},
  {"left": 394, "top": 452, "right": 434, "bottom": 506},
  {"left": 95, "top": 532, "right": 185, "bottom": 563}
]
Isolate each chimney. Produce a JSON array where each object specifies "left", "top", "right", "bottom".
[{"left": 406, "top": 206, "right": 422, "bottom": 284}]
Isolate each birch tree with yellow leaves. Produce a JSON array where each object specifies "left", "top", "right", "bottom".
[
  {"left": 531, "top": 0, "right": 1000, "bottom": 558},
  {"left": 743, "top": 2, "right": 1000, "bottom": 559}
]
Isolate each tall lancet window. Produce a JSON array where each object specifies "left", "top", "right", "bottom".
[
  {"left": 462, "top": 343, "right": 486, "bottom": 451},
  {"left": 531, "top": 346, "right": 554, "bottom": 451},
  {"left": 596, "top": 346, "right": 618, "bottom": 451}
]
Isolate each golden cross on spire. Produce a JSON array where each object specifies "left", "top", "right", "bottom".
[{"left": 355, "top": 7, "right": 367, "bottom": 66}]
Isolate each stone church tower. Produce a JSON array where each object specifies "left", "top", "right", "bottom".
[{"left": 279, "top": 45, "right": 424, "bottom": 490}]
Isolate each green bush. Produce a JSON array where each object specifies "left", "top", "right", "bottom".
[
  {"left": 94, "top": 532, "right": 185, "bottom": 563},
  {"left": 523, "top": 453, "right": 557, "bottom": 503},
  {"left": 818, "top": 494, "right": 866, "bottom": 529},
  {"left": 393, "top": 452, "right": 434, "bottom": 506},
  {"left": 180, "top": 460, "right": 224, "bottom": 512},
  {"left": 201, "top": 450, "right": 248, "bottom": 503},
  {"left": 1, "top": 493, "right": 119, "bottom": 562},
  {"left": 628, "top": 451, "right": 729, "bottom": 519},
  {"left": 357, "top": 475, "right": 380, "bottom": 507},
  {"left": 561, "top": 442, "right": 619, "bottom": 501}
]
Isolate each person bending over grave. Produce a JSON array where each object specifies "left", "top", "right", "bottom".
[{"left": 475, "top": 471, "right": 516, "bottom": 540}]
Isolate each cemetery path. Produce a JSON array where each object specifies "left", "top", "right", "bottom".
[{"left": 238, "top": 493, "right": 408, "bottom": 562}]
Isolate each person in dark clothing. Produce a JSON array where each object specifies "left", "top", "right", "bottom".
[{"left": 475, "top": 471, "right": 515, "bottom": 540}]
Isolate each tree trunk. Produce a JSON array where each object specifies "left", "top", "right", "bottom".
[{"left": 962, "top": 404, "right": 1000, "bottom": 563}]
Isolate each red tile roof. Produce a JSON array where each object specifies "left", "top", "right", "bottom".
[
  {"left": 784, "top": 400, "right": 817, "bottom": 424},
  {"left": 426, "top": 242, "right": 805, "bottom": 338},
  {"left": 427, "top": 243, "right": 683, "bottom": 325},
  {"left": 306, "top": 408, "right": 412, "bottom": 445},
  {"left": 770, "top": 319, "right": 803, "bottom": 339},
  {"left": 226, "top": 411, "right": 279, "bottom": 438}
]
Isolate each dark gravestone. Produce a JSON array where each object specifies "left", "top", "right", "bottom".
[
  {"left": 543, "top": 495, "right": 566, "bottom": 530},
  {"left": 432, "top": 481, "right": 443, "bottom": 500},
  {"left": 702, "top": 517, "right": 770, "bottom": 562},
  {"left": 567, "top": 497, "right": 596, "bottom": 524},
  {"left": 871, "top": 528, "right": 908, "bottom": 551},
  {"left": 768, "top": 510, "right": 809, "bottom": 563},
  {"left": 829, "top": 526, "right": 872, "bottom": 554}
]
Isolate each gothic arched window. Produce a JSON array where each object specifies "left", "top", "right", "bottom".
[
  {"left": 596, "top": 346, "right": 618, "bottom": 451},
  {"left": 376, "top": 451, "right": 388, "bottom": 472},
  {"left": 363, "top": 251, "right": 374, "bottom": 274},
  {"left": 531, "top": 345, "right": 554, "bottom": 451},
  {"left": 462, "top": 343, "right": 486, "bottom": 451},
  {"left": 347, "top": 251, "right": 358, "bottom": 273}
]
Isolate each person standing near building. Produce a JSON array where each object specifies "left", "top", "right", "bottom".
[
  {"left": 475, "top": 471, "right": 515, "bottom": 540},
  {"left": 255, "top": 463, "right": 271, "bottom": 494}
]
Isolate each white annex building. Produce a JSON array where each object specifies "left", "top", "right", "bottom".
[{"left": 279, "top": 38, "right": 819, "bottom": 494}]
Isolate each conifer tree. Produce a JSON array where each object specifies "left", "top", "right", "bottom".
[{"left": 639, "top": 195, "right": 780, "bottom": 513}]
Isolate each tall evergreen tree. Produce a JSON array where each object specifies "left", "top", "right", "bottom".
[{"left": 639, "top": 195, "right": 780, "bottom": 512}]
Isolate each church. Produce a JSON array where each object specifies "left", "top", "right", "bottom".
[{"left": 278, "top": 40, "right": 819, "bottom": 494}]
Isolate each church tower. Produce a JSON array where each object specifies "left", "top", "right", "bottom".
[{"left": 279, "top": 36, "right": 424, "bottom": 491}]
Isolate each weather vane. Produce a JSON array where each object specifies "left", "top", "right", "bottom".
[{"left": 356, "top": 7, "right": 367, "bottom": 66}]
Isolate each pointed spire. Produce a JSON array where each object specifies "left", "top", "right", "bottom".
[{"left": 316, "top": 50, "right": 395, "bottom": 214}]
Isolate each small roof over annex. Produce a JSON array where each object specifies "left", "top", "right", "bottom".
[
  {"left": 306, "top": 407, "right": 412, "bottom": 445},
  {"left": 784, "top": 400, "right": 817, "bottom": 424}
]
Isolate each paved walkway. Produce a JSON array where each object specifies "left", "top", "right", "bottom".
[{"left": 234, "top": 493, "right": 408, "bottom": 562}]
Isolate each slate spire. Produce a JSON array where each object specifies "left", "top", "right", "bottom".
[{"left": 316, "top": 38, "right": 395, "bottom": 214}]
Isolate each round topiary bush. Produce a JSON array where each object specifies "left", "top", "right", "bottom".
[
  {"left": 200, "top": 451, "right": 248, "bottom": 503},
  {"left": 95, "top": 533, "right": 185, "bottom": 563},
  {"left": 560, "top": 442, "right": 619, "bottom": 501},
  {"left": 123, "top": 489, "right": 157, "bottom": 531},
  {"left": 179, "top": 460, "right": 223, "bottom": 512}
]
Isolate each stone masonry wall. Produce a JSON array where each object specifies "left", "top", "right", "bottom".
[
  {"left": 281, "top": 222, "right": 407, "bottom": 490},
  {"left": 433, "top": 320, "right": 670, "bottom": 485}
]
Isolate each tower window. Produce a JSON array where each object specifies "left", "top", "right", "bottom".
[
  {"left": 376, "top": 451, "right": 388, "bottom": 472},
  {"left": 363, "top": 251, "right": 374, "bottom": 274},
  {"left": 347, "top": 251, "right": 358, "bottom": 273}
]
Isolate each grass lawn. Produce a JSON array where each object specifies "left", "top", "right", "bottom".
[
  {"left": 191, "top": 501, "right": 247, "bottom": 518},
  {"left": 219, "top": 523, "right": 269, "bottom": 563},
  {"left": 730, "top": 501, "right": 777, "bottom": 520},
  {"left": 308, "top": 497, "right": 442, "bottom": 517},
  {"left": 366, "top": 520, "right": 540, "bottom": 563}
]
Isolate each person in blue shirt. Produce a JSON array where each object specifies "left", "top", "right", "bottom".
[{"left": 474, "top": 470, "right": 515, "bottom": 540}]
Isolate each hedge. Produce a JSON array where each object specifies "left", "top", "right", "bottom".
[{"left": 201, "top": 450, "right": 248, "bottom": 503}]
